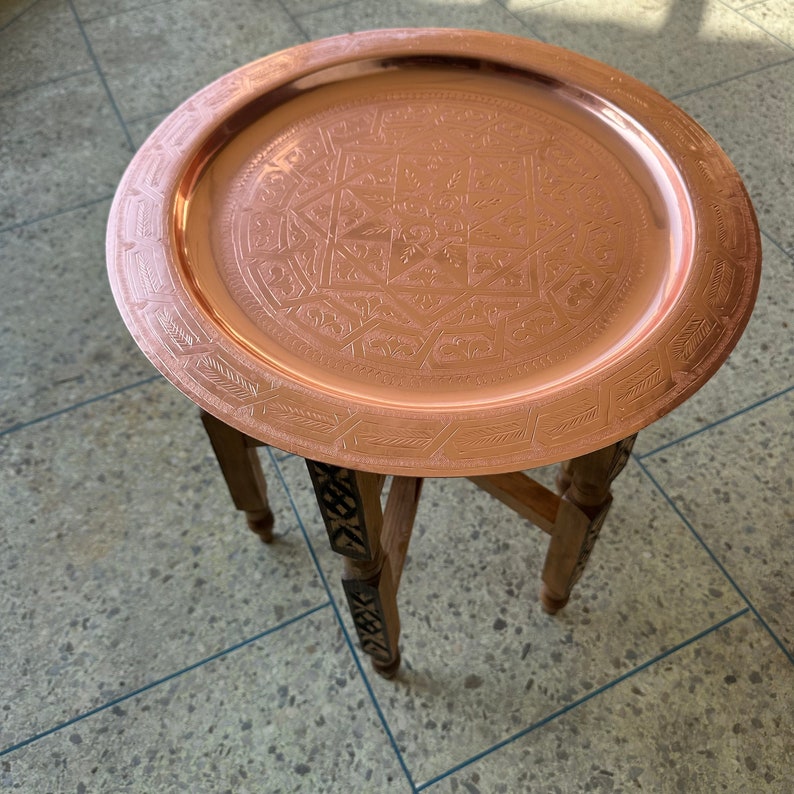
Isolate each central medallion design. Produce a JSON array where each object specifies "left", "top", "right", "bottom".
[{"left": 220, "top": 88, "right": 645, "bottom": 391}]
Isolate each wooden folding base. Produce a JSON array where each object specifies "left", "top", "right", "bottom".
[
  {"left": 200, "top": 408, "right": 636, "bottom": 678},
  {"left": 199, "top": 410, "right": 275, "bottom": 543}
]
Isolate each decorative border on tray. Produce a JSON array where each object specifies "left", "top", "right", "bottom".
[{"left": 107, "top": 29, "right": 760, "bottom": 476}]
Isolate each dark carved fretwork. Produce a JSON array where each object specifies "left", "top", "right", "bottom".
[
  {"left": 306, "top": 460, "right": 372, "bottom": 560},
  {"left": 343, "top": 579, "right": 393, "bottom": 662}
]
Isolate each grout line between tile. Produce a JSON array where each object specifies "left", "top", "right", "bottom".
[
  {"left": 760, "top": 228, "right": 794, "bottom": 261},
  {"left": 275, "top": 0, "right": 311, "bottom": 42},
  {"left": 0, "top": 0, "right": 40, "bottom": 33},
  {"left": 0, "top": 68, "right": 97, "bottom": 102},
  {"left": 0, "top": 374, "right": 163, "bottom": 438},
  {"left": 670, "top": 54, "right": 794, "bottom": 99},
  {"left": 78, "top": 0, "right": 172, "bottom": 24},
  {"left": 495, "top": 0, "right": 552, "bottom": 39},
  {"left": 0, "top": 194, "right": 115, "bottom": 235},
  {"left": 294, "top": 0, "right": 360, "bottom": 21},
  {"left": 268, "top": 449, "right": 419, "bottom": 793},
  {"left": 637, "top": 384, "right": 794, "bottom": 460},
  {"left": 717, "top": 0, "right": 794, "bottom": 53},
  {"left": 0, "top": 602, "right": 332, "bottom": 759},
  {"left": 66, "top": 0, "right": 135, "bottom": 152},
  {"left": 490, "top": 0, "right": 546, "bottom": 41},
  {"left": 417, "top": 607, "right": 751, "bottom": 790},
  {"left": 636, "top": 459, "right": 794, "bottom": 666},
  {"left": 124, "top": 108, "right": 175, "bottom": 125},
  {"left": 499, "top": 0, "right": 566, "bottom": 11},
  {"left": 734, "top": 0, "right": 771, "bottom": 9}
]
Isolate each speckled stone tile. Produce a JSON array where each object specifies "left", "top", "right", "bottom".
[
  {"left": 274, "top": 452, "right": 743, "bottom": 782},
  {"left": 742, "top": 0, "right": 794, "bottom": 46},
  {"left": 2, "top": 611, "right": 412, "bottom": 793},
  {"left": 721, "top": 0, "right": 769, "bottom": 8},
  {"left": 499, "top": 0, "right": 569, "bottom": 13},
  {"left": 643, "top": 391, "right": 794, "bottom": 655},
  {"left": 425, "top": 613, "right": 794, "bottom": 793},
  {"left": 291, "top": 0, "right": 364, "bottom": 17},
  {"left": 515, "top": 0, "right": 792, "bottom": 97},
  {"left": 84, "top": 0, "right": 305, "bottom": 121},
  {"left": 0, "top": 201, "right": 155, "bottom": 432},
  {"left": 634, "top": 241, "right": 794, "bottom": 455},
  {"left": 298, "top": 0, "right": 530, "bottom": 41},
  {"left": 0, "top": 0, "right": 92, "bottom": 97},
  {"left": 676, "top": 59, "right": 794, "bottom": 255},
  {"left": 73, "top": 0, "right": 176, "bottom": 22},
  {"left": 126, "top": 110, "right": 169, "bottom": 150},
  {"left": 0, "top": 379, "right": 326, "bottom": 750},
  {"left": 0, "top": 72, "right": 131, "bottom": 229},
  {"left": 0, "top": 0, "right": 38, "bottom": 30}
]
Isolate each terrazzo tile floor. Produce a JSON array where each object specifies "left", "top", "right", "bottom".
[{"left": 1, "top": 1, "right": 792, "bottom": 791}]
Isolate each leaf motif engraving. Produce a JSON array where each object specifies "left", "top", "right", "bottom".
[
  {"left": 266, "top": 402, "right": 337, "bottom": 433},
  {"left": 362, "top": 224, "right": 392, "bottom": 237},
  {"left": 359, "top": 429, "right": 436, "bottom": 449},
  {"left": 542, "top": 402, "right": 598, "bottom": 436},
  {"left": 403, "top": 167, "right": 422, "bottom": 191},
  {"left": 169, "top": 119, "right": 193, "bottom": 149},
  {"left": 617, "top": 364, "right": 662, "bottom": 403},
  {"left": 706, "top": 259, "right": 734, "bottom": 309},
  {"left": 672, "top": 317, "right": 713, "bottom": 361},
  {"left": 135, "top": 250, "right": 163, "bottom": 294},
  {"left": 197, "top": 356, "right": 259, "bottom": 400},
  {"left": 156, "top": 310, "right": 194, "bottom": 349},
  {"left": 135, "top": 201, "right": 153, "bottom": 239},
  {"left": 446, "top": 170, "right": 462, "bottom": 190},
  {"left": 456, "top": 423, "right": 524, "bottom": 449},
  {"left": 144, "top": 155, "right": 166, "bottom": 190}
]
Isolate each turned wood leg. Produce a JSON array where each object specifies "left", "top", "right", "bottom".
[
  {"left": 306, "top": 460, "right": 405, "bottom": 678},
  {"left": 541, "top": 434, "right": 637, "bottom": 613},
  {"left": 199, "top": 409, "right": 274, "bottom": 543}
]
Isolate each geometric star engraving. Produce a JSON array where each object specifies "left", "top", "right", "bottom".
[{"left": 222, "top": 86, "right": 646, "bottom": 396}]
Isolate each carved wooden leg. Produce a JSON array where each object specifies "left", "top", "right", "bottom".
[
  {"left": 541, "top": 434, "right": 637, "bottom": 613},
  {"left": 306, "top": 460, "right": 404, "bottom": 678},
  {"left": 199, "top": 409, "right": 274, "bottom": 543}
]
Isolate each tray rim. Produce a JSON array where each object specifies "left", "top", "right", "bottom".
[{"left": 106, "top": 28, "right": 761, "bottom": 477}]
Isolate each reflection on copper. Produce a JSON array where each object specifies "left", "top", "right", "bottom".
[{"left": 107, "top": 29, "right": 760, "bottom": 476}]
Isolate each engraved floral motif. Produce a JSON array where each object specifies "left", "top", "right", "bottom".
[
  {"left": 219, "top": 88, "right": 647, "bottom": 390},
  {"left": 107, "top": 33, "right": 759, "bottom": 474}
]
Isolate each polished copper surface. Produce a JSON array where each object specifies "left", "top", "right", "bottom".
[{"left": 106, "top": 29, "right": 761, "bottom": 476}]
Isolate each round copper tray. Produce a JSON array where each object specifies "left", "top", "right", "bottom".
[{"left": 107, "top": 29, "right": 760, "bottom": 476}]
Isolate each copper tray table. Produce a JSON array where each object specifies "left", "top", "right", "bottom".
[{"left": 107, "top": 29, "right": 760, "bottom": 677}]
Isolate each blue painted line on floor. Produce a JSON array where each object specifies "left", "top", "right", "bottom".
[
  {"left": 417, "top": 607, "right": 750, "bottom": 791},
  {"left": 636, "top": 459, "right": 794, "bottom": 666},
  {"left": 0, "top": 601, "right": 332, "bottom": 758},
  {"left": 671, "top": 55, "right": 794, "bottom": 100},
  {"left": 67, "top": 0, "right": 135, "bottom": 152},
  {"left": 759, "top": 228, "right": 794, "bottom": 260},
  {"left": 637, "top": 384, "right": 794, "bottom": 460},
  {"left": 0, "top": 375, "right": 163, "bottom": 438},
  {"left": 0, "top": 0, "right": 41, "bottom": 33},
  {"left": 0, "top": 194, "right": 115, "bottom": 234},
  {"left": 268, "top": 449, "right": 419, "bottom": 794}
]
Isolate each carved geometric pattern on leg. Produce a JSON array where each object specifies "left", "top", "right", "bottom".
[
  {"left": 306, "top": 460, "right": 372, "bottom": 560},
  {"left": 343, "top": 578, "right": 393, "bottom": 663}
]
